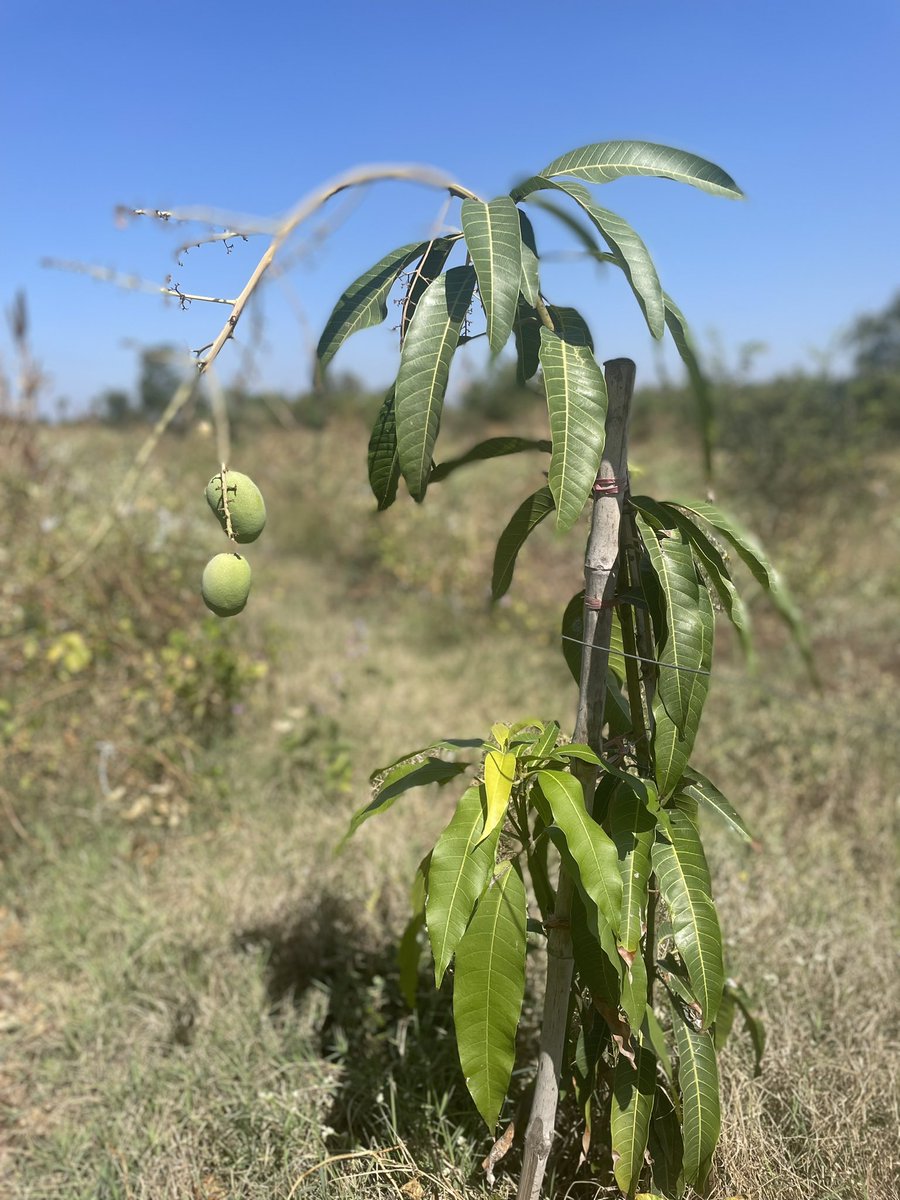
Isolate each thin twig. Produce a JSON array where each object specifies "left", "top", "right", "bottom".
[{"left": 41, "top": 259, "right": 236, "bottom": 305}]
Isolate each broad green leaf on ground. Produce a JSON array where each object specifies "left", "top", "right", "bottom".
[
  {"left": 400, "top": 236, "right": 460, "bottom": 340},
  {"left": 539, "top": 141, "right": 744, "bottom": 200},
  {"left": 635, "top": 514, "right": 705, "bottom": 737},
  {"left": 317, "top": 241, "right": 432, "bottom": 370},
  {"left": 513, "top": 300, "right": 542, "bottom": 384},
  {"left": 461, "top": 196, "right": 523, "bottom": 353},
  {"left": 727, "top": 978, "right": 766, "bottom": 1075},
  {"left": 537, "top": 769, "right": 622, "bottom": 933},
  {"left": 479, "top": 750, "right": 517, "bottom": 845},
  {"left": 611, "top": 1037, "right": 658, "bottom": 1196},
  {"left": 516, "top": 176, "right": 665, "bottom": 338},
  {"left": 663, "top": 292, "right": 715, "bottom": 479},
  {"left": 539, "top": 326, "right": 608, "bottom": 532},
  {"left": 609, "top": 778, "right": 658, "bottom": 954},
  {"left": 673, "top": 1010, "right": 721, "bottom": 1189},
  {"left": 430, "top": 437, "right": 550, "bottom": 482},
  {"left": 395, "top": 265, "right": 477, "bottom": 500},
  {"left": 426, "top": 784, "right": 501, "bottom": 985},
  {"left": 491, "top": 486, "right": 555, "bottom": 600},
  {"left": 518, "top": 208, "right": 540, "bottom": 306},
  {"left": 367, "top": 388, "right": 401, "bottom": 511},
  {"left": 632, "top": 494, "right": 752, "bottom": 658},
  {"left": 344, "top": 757, "right": 469, "bottom": 842},
  {"left": 652, "top": 805, "right": 724, "bottom": 1027},
  {"left": 454, "top": 861, "right": 527, "bottom": 1130},
  {"left": 651, "top": 574, "right": 714, "bottom": 799},
  {"left": 677, "top": 767, "right": 753, "bottom": 843},
  {"left": 546, "top": 304, "right": 594, "bottom": 348},
  {"left": 671, "top": 499, "right": 813, "bottom": 669},
  {"left": 648, "top": 1087, "right": 685, "bottom": 1199}
]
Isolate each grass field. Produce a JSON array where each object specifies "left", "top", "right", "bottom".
[{"left": 1, "top": 405, "right": 897, "bottom": 1199}]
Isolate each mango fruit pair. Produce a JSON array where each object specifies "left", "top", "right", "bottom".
[{"left": 201, "top": 469, "right": 266, "bottom": 617}]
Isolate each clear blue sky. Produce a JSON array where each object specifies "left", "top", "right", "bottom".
[{"left": 2, "top": 0, "right": 898, "bottom": 413}]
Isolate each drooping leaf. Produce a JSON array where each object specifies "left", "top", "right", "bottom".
[
  {"left": 546, "top": 304, "right": 594, "bottom": 348},
  {"left": 643, "top": 1008, "right": 674, "bottom": 1087},
  {"left": 677, "top": 767, "right": 753, "bottom": 843},
  {"left": 727, "top": 978, "right": 766, "bottom": 1075},
  {"left": 652, "top": 804, "right": 724, "bottom": 1027},
  {"left": 539, "top": 327, "right": 608, "bottom": 532},
  {"left": 367, "top": 387, "right": 401, "bottom": 511},
  {"left": 430, "top": 437, "right": 550, "bottom": 482},
  {"left": 513, "top": 300, "right": 542, "bottom": 384},
  {"left": 461, "top": 196, "right": 523, "bottom": 353},
  {"left": 517, "top": 176, "right": 665, "bottom": 338},
  {"left": 344, "top": 757, "right": 469, "bottom": 842},
  {"left": 713, "top": 990, "right": 736, "bottom": 1052},
  {"left": 609, "top": 777, "right": 658, "bottom": 954},
  {"left": 537, "top": 770, "right": 622, "bottom": 934},
  {"left": 551, "top": 743, "right": 602, "bottom": 765},
  {"left": 398, "top": 861, "right": 428, "bottom": 1008},
  {"left": 672, "top": 1008, "right": 721, "bottom": 1189},
  {"left": 663, "top": 292, "right": 715, "bottom": 479},
  {"left": 479, "top": 750, "right": 517, "bottom": 845},
  {"left": 491, "top": 486, "right": 555, "bottom": 600},
  {"left": 454, "top": 861, "right": 527, "bottom": 1130},
  {"left": 611, "top": 1037, "right": 657, "bottom": 1196},
  {"left": 370, "top": 739, "right": 482, "bottom": 781},
  {"left": 518, "top": 208, "right": 541, "bottom": 306},
  {"left": 648, "top": 1087, "right": 685, "bottom": 1199},
  {"left": 317, "top": 241, "right": 432, "bottom": 370},
  {"left": 426, "top": 784, "right": 501, "bottom": 986},
  {"left": 570, "top": 888, "right": 645, "bottom": 1033},
  {"left": 539, "top": 140, "right": 744, "bottom": 200},
  {"left": 395, "top": 265, "right": 477, "bottom": 501},
  {"left": 400, "top": 236, "right": 460, "bottom": 340}
]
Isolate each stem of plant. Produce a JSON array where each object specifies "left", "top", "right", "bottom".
[{"left": 518, "top": 358, "right": 635, "bottom": 1200}]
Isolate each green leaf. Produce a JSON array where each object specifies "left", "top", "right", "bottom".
[
  {"left": 648, "top": 1087, "right": 685, "bottom": 1199},
  {"left": 652, "top": 805, "right": 724, "bottom": 1027},
  {"left": 398, "top": 857, "right": 429, "bottom": 1008},
  {"left": 727, "top": 978, "right": 766, "bottom": 1076},
  {"left": 545, "top": 304, "right": 594, "bottom": 348},
  {"left": 663, "top": 292, "right": 715, "bottom": 479},
  {"left": 518, "top": 208, "right": 541, "bottom": 307},
  {"left": 370, "top": 739, "right": 482, "bottom": 781},
  {"left": 460, "top": 196, "right": 523, "bottom": 353},
  {"left": 400, "top": 236, "right": 459, "bottom": 341},
  {"left": 539, "top": 327, "right": 608, "bottom": 532},
  {"left": 491, "top": 486, "right": 555, "bottom": 600},
  {"left": 479, "top": 751, "right": 517, "bottom": 845},
  {"left": 395, "top": 265, "right": 477, "bottom": 501},
  {"left": 513, "top": 300, "right": 542, "bottom": 384},
  {"left": 453, "top": 861, "right": 527, "bottom": 1130},
  {"left": 551, "top": 743, "right": 602, "bottom": 765},
  {"left": 570, "top": 891, "right": 621, "bottom": 1009},
  {"left": 430, "top": 437, "right": 550, "bottom": 483},
  {"left": 672, "top": 1010, "right": 721, "bottom": 1189},
  {"left": 651, "top": 575, "right": 714, "bottom": 799},
  {"left": 426, "top": 784, "right": 501, "bottom": 986},
  {"left": 713, "top": 990, "right": 736, "bottom": 1052},
  {"left": 611, "top": 1037, "right": 657, "bottom": 1196},
  {"left": 609, "top": 778, "right": 658, "bottom": 954},
  {"left": 537, "top": 770, "right": 622, "bottom": 934},
  {"left": 345, "top": 758, "right": 469, "bottom": 842},
  {"left": 517, "top": 176, "right": 665, "bottom": 338},
  {"left": 367, "top": 387, "right": 401, "bottom": 511},
  {"left": 671, "top": 500, "right": 813, "bottom": 669},
  {"left": 677, "top": 768, "right": 753, "bottom": 843},
  {"left": 317, "top": 241, "right": 432, "bottom": 371},
  {"left": 560, "top": 590, "right": 631, "bottom": 735},
  {"left": 540, "top": 140, "right": 744, "bottom": 200}
]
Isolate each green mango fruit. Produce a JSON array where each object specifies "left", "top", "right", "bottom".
[
  {"left": 205, "top": 470, "right": 267, "bottom": 543},
  {"left": 201, "top": 553, "right": 251, "bottom": 617}
]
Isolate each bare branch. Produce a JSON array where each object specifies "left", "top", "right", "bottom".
[{"left": 42, "top": 258, "right": 236, "bottom": 305}]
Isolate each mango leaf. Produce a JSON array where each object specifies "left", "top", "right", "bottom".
[
  {"left": 672, "top": 1009, "right": 721, "bottom": 1189},
  {"left": 317, "top": 241, "right": 431, "bottom": 370},
  {"left": 560, "top": 590, "right": 631, "bottom": 734},
  {"left": 479, "top": 750, "right": 517, "bottom": 845},
  {"left": 652, "top": 804, "right": 724, "bottom": 1027},
  {"left": 491, "top": 486, "right": 555, "bottom": 600},
  {"left": 400, "top": 236, "right": 459, "bottom": 340},
  {"left": 461, "top": 196, "right": 523, "bottom": 353},
  {"left": 671, "top": 500, "right": 813, "bottom": 670},
  {"left": 513, "top": 300, "right": 542, "bottom": 384},
  {"left": 570, "top": 887, "right": 645, "bottom": 1032},
  {"left": 537, "top": 769, "right": 622, "bottom": 934},
  {"left": 344, "top": 757, "right": 469, "bottom": 842},
  {"left": 677, "top": 767, "right": 753, "bottom": 844},
  {"left": 539, "top": 327, "right": 608, "bottom": 532},
  {"left": 651, "top": 576, "right": 714, "bottom": 799},
  {"left": 643, "top": 1008, "right": 674, "bottom": 1087},
  {"left": 395, "top": 265, "right": 477, "bottom": 501},
  {"left": 517, "top": 176, "right": 665, "bottom": 338},
  {"left": 611, "top": 1037, "right": 657, "bottom": 1196},
  {"left": 727, "top": 978, "right": 766, "bottom": 1075},
  {"left": 514, "top": 191, "right": 617, "bottom": 269},
  {"left": 663, "top": 292, "right": 715, "bottom": 479},
  {"left": 713, "top": 990, "right": 736, "bottom": 1052},
  {"left": 367, "top": 387, "right": 401, "bottom": 511},
  {"left": 430, "top": 436, "right": 550, "bottom": 483},
  {"left": 529, "top": 721, "right": 561, "bottom": 761},
  {"left": 454, "top": 861, "right": 527, "bottom": 1130},
  {"left": 370, "top": 739, "right": 482, "bottom": 780},
  {"left": 552, "top": 743, "right": 602, "bottom": 765},
  {"left": 518, "top": 209, "right": 540, "bottom": 306},
  {"left": 426, "top": 784, "right": 501, "bottom": 986},
  {"left": 540, "top": 140, "right": 743, "bottom": 200},
  {"left": 648, "top": 1087, "right": 685, "bottom": 1199},
  {"left": 545, "top": 304, "right": 594, "bottom": 348},
  {"left": 609, "top": 778, "right": 658, "bottom": 954},
  {"left": 398, "top": 860, "right": 428, "bottom": 1008}
]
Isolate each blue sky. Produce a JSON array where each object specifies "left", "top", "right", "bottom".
[{"left": 2, "top": 0, "right": 898, "bottom": 413}]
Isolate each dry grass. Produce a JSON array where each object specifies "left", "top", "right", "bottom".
[{"left": 1, "top": 412, "right": 898, "bottom": 1199}]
